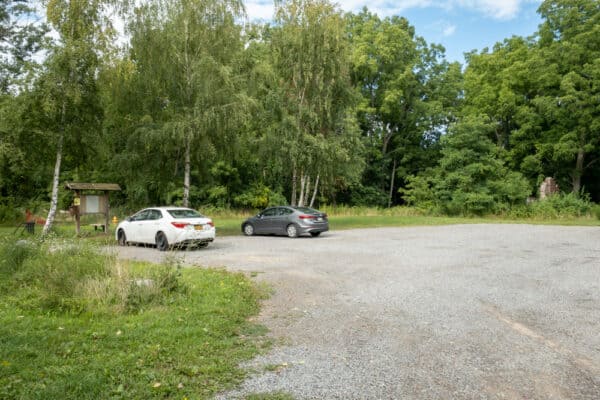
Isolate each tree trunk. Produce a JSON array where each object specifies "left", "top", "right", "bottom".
[
  {"left": 43, "top": 102, "right": 67, "bottom": 236},
  {"left": 572, "top": 148, "right": 585, "bottom": 194},
  {"left": 43, "top": 132, "right": 64, "bottom": 236},
  {"left": 182, "top": 131, "right": 191, "bottom": 207},
  {"left": 309, "top": 174, "right": 320, "bottom": 208},
  {"left": 304, "top": 175, "right": 311, "bottom": 206},
  {"left": 291, "top": 166, "right": 297, "bottom": 206},
  {"left": 298, "top": 174, "right": 306, "bottom": 207},
  {"left": 388, "top": 158, "right": 397, "bottom": 208}
]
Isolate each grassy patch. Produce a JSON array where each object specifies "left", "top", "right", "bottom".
[
  {"left": 0, "top": 239, "right": 270, "bottom": 399},
  {"left": 328, "top": 214, "right": 600, "bottom": 230},
  {"left": 2, "top": 206, "right": 599, "bottom": 242}
]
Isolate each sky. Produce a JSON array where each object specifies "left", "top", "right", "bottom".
[{"left": 244, "top": 0, "right": 544, "bottom": 63}]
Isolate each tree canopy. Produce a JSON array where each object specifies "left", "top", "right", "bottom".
[{"left": 1, "top": 0, "right": 599, "bottom": 221}]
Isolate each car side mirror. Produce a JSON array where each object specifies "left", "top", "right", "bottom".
[
  {"left": 126, "top": 216, "right": 132, "bottom": 222},
  {"left": 257, "top": 214, "right": 263, "bottom": 218}
]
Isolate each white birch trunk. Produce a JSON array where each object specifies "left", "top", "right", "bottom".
[
  {"left": 304, "top": 175, "right": 311, "bottom": 206},
  {"left": 43, "top": 132, "right": 64, "bottom": 236},
  {"left": 182, "top": 131, "right": 191, "bottom": 207},
  {"left": 309, "top": 174, "right": 320, "bottom": 208},
  {"left": 43, "top": 101, "right": 67, "bottom": 236},
  {"left": 298, "top": 174, "right": 306, "bottom": 207},
  {"left": 388, "top": 158, "right": 397, "bottom": 208},
  {"left": 291, "top": 166, "right": 297, "bottom": 206}
]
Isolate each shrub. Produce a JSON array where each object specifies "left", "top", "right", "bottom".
[
  {"left": 234, "top": 184, "right": 287, "bottom": 209},
  {"left": 593, "top": 203, "right": 600, "bottom": 220},
  {"left": 528, "top": 192, "right": 592, "bottom": 218}
]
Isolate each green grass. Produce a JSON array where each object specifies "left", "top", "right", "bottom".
[
  {"left": 2, "top": 206, "right": 599, "bottom": 242},
  {"left": 0, "top": 240, "right": 271, "bottom": 400},
  {"left": 327, "top": 214, "right": 600, "bottom": 230}
]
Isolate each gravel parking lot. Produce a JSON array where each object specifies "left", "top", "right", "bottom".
[{"left": 116, "top": 224, "right": 600, "bottom": 399}]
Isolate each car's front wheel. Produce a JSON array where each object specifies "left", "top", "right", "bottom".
[
  {"left": 156, "top": 232, "right": 169, "bottom": 251},
  {"left": 117, "top": 229, "right": 128, "bottom": 246},
  {"left": 286, "top": 224, "right": 299, "bottom": 238},
  {"left": 243, "top": 223, "right": 255, "bottom": 236}
]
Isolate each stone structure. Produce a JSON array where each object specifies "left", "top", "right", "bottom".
[{"left": 539, "top": 177, "right": 559, "bottom": 200}]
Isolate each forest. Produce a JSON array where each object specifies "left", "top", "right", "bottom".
[{"left": 1, "top": 0, "right": 599, "bottom": 228}]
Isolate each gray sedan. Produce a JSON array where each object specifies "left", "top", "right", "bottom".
[{"left": 242, "top": 206, "right": 329, "bottom": 238}]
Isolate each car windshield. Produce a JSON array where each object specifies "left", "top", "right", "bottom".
[
  {"left": 167, "top": 209, "right": 204, "bottom": 218},
  {"left": 293, "top": 206, "right": 320, "bottom": 214}
]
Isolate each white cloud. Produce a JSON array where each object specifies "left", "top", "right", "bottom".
[
  {"left": 244, "top": 0, "right": 541, "bottom": 22},
  {"left": 454, "top": 0, "right": 520, "bottom": 20},
  {"left": 442, "top": 24, "right": 456, "bottom": 36}
]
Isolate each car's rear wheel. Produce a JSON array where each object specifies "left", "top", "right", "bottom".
[
  {"left": 117, "top": 229, "right": 128, "bottom": 246},
  {"left": 286, "top": 224, "right": 299, "bottom": 238},
  {"left": 243, "top": 223, "right": 255, "bottom": 236},
  {"left": 310, "top": 232, "right": 321, "bottom": 237},
  {"left": 197, "top": 242, "right": 209, "bottom": 248},
  {"left": 156, "top": 232, "right": 169, "bottom": 251}
]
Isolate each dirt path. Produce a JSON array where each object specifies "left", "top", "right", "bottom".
[{"left": 116, "top": 224, "right": 600, "bottom": 399}]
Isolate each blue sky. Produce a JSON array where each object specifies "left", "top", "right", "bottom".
[{"left": 244, "top": 0, "right": 544, "bottom": 64}]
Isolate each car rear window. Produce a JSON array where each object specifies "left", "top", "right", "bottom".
[
  {"left": 167, "top": 209, "right": 204, "bottom": 218},
  {"left": 293, "top": 206, "right": 319, "bottom": 214}
]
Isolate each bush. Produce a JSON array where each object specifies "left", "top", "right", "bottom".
[
  {"left": 528, "top": 192, "right": 592, "bottom": 218},
  {"left": 234, "top": 184, "right": 287, "bottom": 209},
  {"left": 593, "top": 203, "right": 600, "bottom": 220}
]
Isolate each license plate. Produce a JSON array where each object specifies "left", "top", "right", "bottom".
[
  {"left": 316, "top": 217, "right": 323, "bottom": 222},
  {"left": 194, "top": 224, "right": 203, "bottom": 230}
]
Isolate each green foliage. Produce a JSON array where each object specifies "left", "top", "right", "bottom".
[
  {"left": 510, "top": 193, "right": 594, "bottom": 219},
  {"left": 402, "top": 117, "right": 531, "bottom": 215},
  {"left": 2, "top": 0, "right": 600, "bottom": 218},
  {"left": 593, "top": 203, "right": 600, "bottom": 220},
  {"left": 234, "top": 184, "right": 287, "bottom": 209}
]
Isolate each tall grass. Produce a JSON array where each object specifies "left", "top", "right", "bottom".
[{"left": 0, "top": 238, "right": 186, "bottom": 314}]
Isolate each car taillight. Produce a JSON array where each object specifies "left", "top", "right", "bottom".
[
  {"left": 171, "top": 222, "right": 189, "bottom": 229},
  {"left": 299, "top": 215, "right": 315, "bottom": 219},
  {"left": 207, "top": 221, "right": 214, "bottom": 227}
]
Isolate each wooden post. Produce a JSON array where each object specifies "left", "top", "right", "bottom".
[
  {"left": 104, "top": 191, "right": 109, "bottom": 234},
  {"left": 74, "top": 190, "right": 81, "bottom": 235}
]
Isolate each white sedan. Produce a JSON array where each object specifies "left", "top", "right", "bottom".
[{"left": 115, "top": 207, "right": 215, "bottom": 251}]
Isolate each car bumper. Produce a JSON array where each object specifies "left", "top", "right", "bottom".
[
  {"left": 297, "top": 223, "right": 329, "bottom": 235},
  {"left": 171, "top": 227, "right": 216, "bottom": 245}
]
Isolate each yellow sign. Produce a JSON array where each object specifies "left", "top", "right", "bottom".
[{"left": 73, "top": 197, "right": 80, "bottom": 206}]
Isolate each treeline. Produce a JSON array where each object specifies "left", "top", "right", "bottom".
[{"left": 1, "top": 0, "right": 599, "bottom": 226}]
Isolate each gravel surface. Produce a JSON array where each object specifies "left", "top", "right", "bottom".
[{"left": 115, "top": 224, "right": 600, "bottom": 399}]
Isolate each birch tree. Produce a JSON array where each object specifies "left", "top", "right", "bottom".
[
  {"left": 41, "top": 0, "right": 116, "bottom": 235},
  {"left": 128, "top": 0, "right": 250, "bottom": 207},
  {"left": 271, "top": 0, "right": 361, "bottom": 205}
]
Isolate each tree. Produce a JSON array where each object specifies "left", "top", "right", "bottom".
[
  {"left": 268, "top": 0, "right": 362, "bottom": 206},
  {"left": 347, "top": 8, "right": 462, "bottom": 207},
  {"left": 125, "top": 0, "right": 250, "bottom": 208},
  {"left": 0, "top": 0, "right": 48, "bottom": 93},
  {"left": 533, "top": 0, "right": 600, "bottom": 193},
  {"left": 402, "top": 116, "right": 531, "bottom": 215},
  {"left": 41, "top": 0, "right": 117, "bottom": 235}
]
